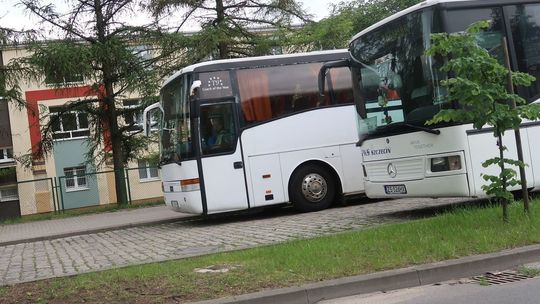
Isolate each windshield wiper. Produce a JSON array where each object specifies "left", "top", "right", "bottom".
[
  {"left": 357, "top": 122, "right": 440, "bottom": 146},
  {"left": 396, "top": 123, "right": 441, "bottom": 135}
]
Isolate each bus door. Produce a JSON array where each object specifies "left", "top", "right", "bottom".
[{"left": 199, "top": 102, "right": 249, "bottom": 213}]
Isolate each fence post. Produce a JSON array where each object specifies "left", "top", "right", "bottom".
[
  {"left": 125, "top": 168, "right": 132, "bottom": 205},
  {"left": 50, "top": 178, "right": 57, "bottom": 213},
  {"left": 53, "top": 177, "right": 61, "bottom": 213},
  {"left": 58, "top": 176, "right": 65, "bottom": 212}
]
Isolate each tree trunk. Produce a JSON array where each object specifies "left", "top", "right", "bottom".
[
  {"left": 95, "top": 0, "right": 128, "bottom": 205},
  {"left": 215, "top": 0, "right": 228, "bottom": 58},
  {"left": 110, "top": 118, "right": 128, "bottom": 205},
  {"left": 502, "top": 37, "right": 529, "bottom": 213},
  {"left": 105, "top": 84, "right": 128, "bottom": 205},
  {"left": 498, "top": 135, "right": 509, "bottom": 223}
]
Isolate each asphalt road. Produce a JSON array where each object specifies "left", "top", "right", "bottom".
[{"left": 321, "top": 273, "right": 540, "bottom": 304}]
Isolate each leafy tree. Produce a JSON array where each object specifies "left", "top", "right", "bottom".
[
  {"left": 426, "top": 21, "right": 540, "bottom": 222},
  {"left": 4, "top": 0, "right": 184, "bottom": 204},
  {"left": 288, "top": 4, "right": 355, "bottom": 51},
  {"left": 290, "top": 0, "right": 423, "bottom": 51},
  {"left": 0, "top": 26, "right": 36, "bottom": 106},
  {"left": 147, "top": 0, "right": 311, "bottom": 60},
  {"left": 349, "top": 0, "right": 421, "bottom": 33}
]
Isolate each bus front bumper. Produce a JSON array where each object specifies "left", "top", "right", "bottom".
[
  {"left": 164, "top": 191, "right": 204, "bottom": 215},
  {"left": 364, "top": 173, "right": 471, "bottom": 198}
]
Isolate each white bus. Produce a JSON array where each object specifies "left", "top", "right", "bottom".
[
  {"left": 327, "top": 0, "right": 540, "bottom": 198},
  {"left": 144, "top": 50, "right": 365, "bottom": 215}
]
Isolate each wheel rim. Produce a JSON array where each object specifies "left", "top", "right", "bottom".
[{"left": 301, "top": 173, "right": 327, "bottom": 202}]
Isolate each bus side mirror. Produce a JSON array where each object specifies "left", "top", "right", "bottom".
[
  {"left": 143, "top": 102, "right": 163, "bottom": 137},
  {"left": 318, "top": 59, "right": 351, "bottom": 97},
  {"left": 318, "top": 66, "right": 328, "bottom": 97},
  {"left": 190, "top": 80, "right": 202, "bottom": 97}
]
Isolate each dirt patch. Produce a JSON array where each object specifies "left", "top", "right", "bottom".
[{"left": 0, "top": 273, "right": 274, "bottom": 304}]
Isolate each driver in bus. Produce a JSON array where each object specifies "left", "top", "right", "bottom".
[{"left": 206, "top": 113, "right": 232, "bottom": 149}]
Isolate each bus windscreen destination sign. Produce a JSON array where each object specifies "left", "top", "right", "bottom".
[{"left": 199, "top": 71, "right": 233, "bottom": 99}]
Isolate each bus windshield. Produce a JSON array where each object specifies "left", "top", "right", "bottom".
[
  {"left": 160, "top": 74, "right": 194, "bottom": 164},
  {"left": 350, "top": 8, "right": 448, "bottom": 135}
]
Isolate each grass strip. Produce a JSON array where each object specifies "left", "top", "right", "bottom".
[{"left": 1, "top": 200, "right": 539, "bottom": 303}]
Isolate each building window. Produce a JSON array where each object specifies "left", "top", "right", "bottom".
[
  {"left": 50, "top": 107, "right": 90, "bottom": 140},
  {"left": 0, "top": 147, "right": 14, "bottom": 163},
  {"left": 64, "top": 166, "right": 88, "bottom": 190},
  {"left": 0, "top": 186, "right": 18, "bottom": 202},
  {"left": 131, "top": 45, "right": 153, "bottom": 62},
  {"left": 137, "top": 160, "right": 159, "bottom": 181},
  {"left": 45, "top": 73, "right": 83, "bottom": 85}
]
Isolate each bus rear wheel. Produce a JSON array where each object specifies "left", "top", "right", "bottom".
[{"left": 289, "top": 164, "right": 336, "bottom": 212}]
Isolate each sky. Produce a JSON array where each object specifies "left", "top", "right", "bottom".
[{"left": 0, "top": 0, "right": 343, "bottom": 33}]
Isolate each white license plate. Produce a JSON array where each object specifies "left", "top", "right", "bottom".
[
  {"left": 171, "top": 200, "right": 179, "bottom": 208},
  {"left": 384, "top": 184, "right": 407, "bottom": 195}
]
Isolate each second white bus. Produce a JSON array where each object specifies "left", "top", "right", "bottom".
[
  {"left": 338, "top": 0, "right": 540, "bottom": 199},
  {"left": 145, "top": 50, "right": 365, "bottom": 215}
]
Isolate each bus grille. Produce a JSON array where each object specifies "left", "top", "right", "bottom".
[{"left": 365, "top": 157, "right": 425, "bottom": 182}]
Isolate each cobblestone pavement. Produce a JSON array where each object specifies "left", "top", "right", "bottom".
[{"left": 0, "top": 197, "right": 478, "bottom": 286}]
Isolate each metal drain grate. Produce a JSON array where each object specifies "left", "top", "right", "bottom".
[{"left": 472, "top": 271, "right": 531, "bottom": 285}]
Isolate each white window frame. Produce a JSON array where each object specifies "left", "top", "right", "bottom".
[
  {"left": 0, "top": 186, "right": 19, "bottom": 202},
  {"left": 64, "top": 166, "right": 88, "bottom": 191},
  {"left": 45, "top": 73, "right": 84, "bottom": 86},
  {"left": 0, "top": 147, "right": 14, "bottom": 163},
  {"left": 131, "top": 45, "right": 153, "bottom": 62},
  {"left": 50, "top": 109, "right": 90, "bottom": 140},
  {"left": 137, "top": 160, "right": 159, "bottom": 182}
]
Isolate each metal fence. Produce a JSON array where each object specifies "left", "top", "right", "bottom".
[{"left": 14, "top": 167, "right": 163, "bottom": 215}]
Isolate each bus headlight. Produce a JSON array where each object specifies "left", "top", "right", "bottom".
[{"left": 430, "top": 156, "right": 461, "bottom": 172}]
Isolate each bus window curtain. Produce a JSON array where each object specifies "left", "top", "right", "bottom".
[{"left": 237, "top": 69, "right": 273, "bottom": 122}]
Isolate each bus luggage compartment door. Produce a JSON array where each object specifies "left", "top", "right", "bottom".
[{"left": 248, "top": 154, "right": 285, "bottom": 207}]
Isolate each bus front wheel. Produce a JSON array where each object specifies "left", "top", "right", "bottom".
[{"left": 289, "top": 164, "right": 336, "bottom": 212}]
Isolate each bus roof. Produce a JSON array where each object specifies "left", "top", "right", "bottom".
[
  {"left": 349, "top": 0, "right": 534, "bottom": 44},
  {"left": 163, "top": 49, "right": 348, "bottom": 87}
]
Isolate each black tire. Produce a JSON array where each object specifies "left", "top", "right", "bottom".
[{"left": 289, "top": 164, "right": 337, "bottom": 212}]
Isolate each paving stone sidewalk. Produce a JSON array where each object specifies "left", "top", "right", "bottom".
[
  {"left": 0, "top": 205, "right": 191, "bottom": 246},
  {"left": 0, "top": 198, "right": 473, "bottom": 286}
]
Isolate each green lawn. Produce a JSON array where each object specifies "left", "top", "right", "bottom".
[{"left": 1, "top": 199, "right": 539, "bottom": 303}]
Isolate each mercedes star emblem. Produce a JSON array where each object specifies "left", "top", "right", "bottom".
[{"left": 387, "top": 163, "right": 397, "bottom": 178}]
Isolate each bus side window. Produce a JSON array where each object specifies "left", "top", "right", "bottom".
[
  {"left": 238, "top": 61, "right": 341, "bottom": 128},
  {"left": 200, "top": 104, "right": 237, "bottom": 155},
  {"left": 291, "top": 83, "right": 316, "bottom": 111},
  {"left": 237, "top": 69, "right": 273, "bottom": 124},
  {"left": 509, "top": 4, "right": 540, "bottom": 100},
  {"left": 328, "top": 67, "right": 354, "bottom": 105}
]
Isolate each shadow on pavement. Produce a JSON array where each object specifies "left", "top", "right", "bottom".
[
  {"left": 175, "top": 195, "right": 385, "bottom": 227},
  {"left": 169, "top": 196, "right": 496, "bottom": 228}
]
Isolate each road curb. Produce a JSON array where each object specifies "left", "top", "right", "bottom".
[
  {"left": 193, "top": 244, "right": 540, "bottom": 304},
  {"left": 0, "top": 216, "right": 199, "bottom": 247}
]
